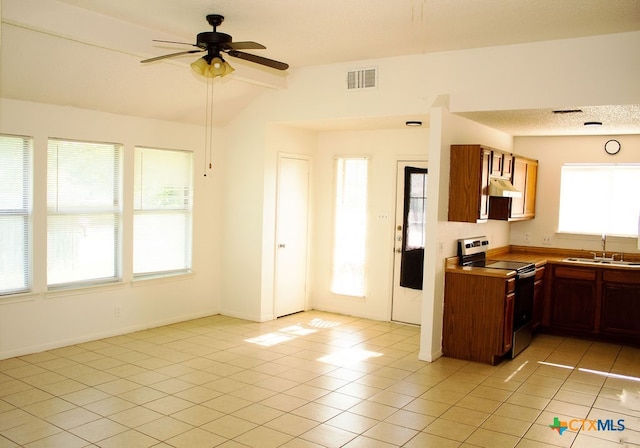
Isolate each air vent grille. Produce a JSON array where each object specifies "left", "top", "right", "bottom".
[{"left": 347, "top": 67, "right": 377, "bottom": 90}]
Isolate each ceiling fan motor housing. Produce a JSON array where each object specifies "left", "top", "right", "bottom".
[{"left": 196, "top": 32, "right": 232, "bottom": 49}]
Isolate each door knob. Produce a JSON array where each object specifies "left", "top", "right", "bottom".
[
  {"left": 395, "top": 248, "right": 402, "bottom": 253},
  {"left": 278, "top": 243, "right": 286, "bottom": 248}
]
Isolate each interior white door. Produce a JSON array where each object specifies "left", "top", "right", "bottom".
[
  {"left": 391, "top": 160, "right": 428, "bottom": 325},
  {"left": 275, "top": 156, "right": 310, "bottom": 317}
]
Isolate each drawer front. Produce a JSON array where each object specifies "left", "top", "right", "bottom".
[
  {"left": 554, "top": 266, "right": 596, "bottom": 281},
  {"left": 602, "top": 269, "right": 640, "bottom": 284},
  {"left": 506, "top": 278, "right": 516, "bottom": 294}
]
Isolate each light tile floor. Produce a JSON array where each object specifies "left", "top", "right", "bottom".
[{"left": 1, "top": 311, "right": 639, "bottom": 447}]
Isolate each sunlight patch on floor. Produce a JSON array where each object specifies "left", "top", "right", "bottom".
[{"left": 318, "top": 348, "right": 383, "bottom": 367}]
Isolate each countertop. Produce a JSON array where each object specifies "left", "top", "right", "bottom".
[{"left": 445, "top": 245, "right": 640, "bottom": 278}]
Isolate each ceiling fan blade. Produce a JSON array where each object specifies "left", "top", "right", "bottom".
[
  {"left": 227, "top": 50, "right": 289, "bottom": 70},
  {"left": 152, "top": 39, "right": 198, "bottom": 47},
  {"left": 141, "top": 49, "right": 203, "bottom": 63},
  {"left": 224, "top": 41, "right": 266, "bottom": 50}
]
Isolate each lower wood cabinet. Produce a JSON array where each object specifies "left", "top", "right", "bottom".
[
  {"left": 545, "top": 264, "right": 640, "bottom": 344},
  {"left": 601, "top": 270, "right": 640, "bottom": 338},
  {"left": 550, "top": 266, "right": 598, "bottom": 333},
  {"left": 443, "top": 272, "right": 514, "bottom": 365}
]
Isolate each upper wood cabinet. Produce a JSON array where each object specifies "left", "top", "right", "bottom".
[
  {"left": 491, "top": 151, "right": 513, "bottom": 179},
  {"left": 448, "top": 144, "right": 492, "bottom": 223},
  {"left": 488, "top": 156, "right": 538, "bottom": 221},
  {"left": 449, "top": 145, "right": 538, "bottom": 223}
]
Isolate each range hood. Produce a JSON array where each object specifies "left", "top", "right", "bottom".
[{"left": 489, "top": 178, "right": 522, "bottom": 198}]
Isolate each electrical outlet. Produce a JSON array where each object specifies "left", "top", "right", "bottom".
[
  {"left": 523, "top": 233, "right": 531, "bottom": 243},
  {"left": 542, "top": 235, "right": 552, "bottom": 245},
  {"left": 114, "top": 305, "right": 122, "bottom": 318}
]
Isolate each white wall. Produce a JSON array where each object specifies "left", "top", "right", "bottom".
[
  {"left": 419, "top": 107, "right": 513, "bottom": 361},
  {"left": 511, "top": 134, "right": 640, "bottom": 254},
  {"left": 0, "top": 99, "right": 223, "bottom": 359}
]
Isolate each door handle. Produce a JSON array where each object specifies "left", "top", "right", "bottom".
[{"left": 278, "top": 243, "right": 286, "bottom": 249}]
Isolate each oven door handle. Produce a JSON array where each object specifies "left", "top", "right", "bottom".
[{"left": 517, "top": 269, "right": 536, "bottom": 280}]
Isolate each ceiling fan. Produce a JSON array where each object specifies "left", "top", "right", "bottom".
[{"left": 141, "top": 14, "right": 289, "bottom": 77}]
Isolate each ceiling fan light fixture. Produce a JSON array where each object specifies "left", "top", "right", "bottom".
[
  {"left": 209, "top": 57, "right": 234, "bottom": 77},
  {"left": 190, "top": 56, "right": 235, "bottom": 78},
  {"left": 190, "top": 57, "right": 210, "bottom": 76}
]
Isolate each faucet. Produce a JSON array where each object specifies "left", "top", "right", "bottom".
[{"left": 601, "top": 233, "right": 606, "bottom": 258}]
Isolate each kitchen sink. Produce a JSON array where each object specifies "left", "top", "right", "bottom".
[{"left": 563, "top": 257, "right": 640, "bottom": 267}]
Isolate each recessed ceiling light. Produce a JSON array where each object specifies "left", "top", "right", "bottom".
[
  {"left": 405, "top": 121, "right": 422, "bottom": 127},
  {"left": 584, "top": 121, "right": 603, "bottom": 127}
]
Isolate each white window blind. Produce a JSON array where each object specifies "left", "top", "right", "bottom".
[
  {"left": 133, "top": 147, "right": 193, "bottom": 277},
  {"left": 331, "top": 158, "right": 368, "bottom": 297},
  {"left": 559, "top": 164, "right": 640, "bottom": 237},
  {"left": 47, "top": 139, "right": 121, "bottom": 287},
  {"left": 0, "top": 134, "right": 32, "bottom": 295}
]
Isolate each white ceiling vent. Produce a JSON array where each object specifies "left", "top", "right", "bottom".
[{"left": 347, "top": 67, "right": 377, "bottom": 90}]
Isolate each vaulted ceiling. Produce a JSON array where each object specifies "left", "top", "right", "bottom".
[{"left": 2, "top": 0, "right": 639, "bottom": 134}]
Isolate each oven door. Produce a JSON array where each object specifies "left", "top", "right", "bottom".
[{"left": 511, "top": 273, "right": 535, "bottom": 358}]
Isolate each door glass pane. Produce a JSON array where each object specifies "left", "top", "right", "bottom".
[
  {"left": 404, "top": 169, "right": 427, "bottom": 251},
  {"left": 400, "top": 167, "right": 427, "bottom": 290}
]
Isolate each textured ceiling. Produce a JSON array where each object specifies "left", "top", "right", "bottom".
[
  {"left": 2, "top": 0, "right": 640, "bottom": 133},
  {"left": 459, "top": 105, "right": 640, "bottom": 137}
]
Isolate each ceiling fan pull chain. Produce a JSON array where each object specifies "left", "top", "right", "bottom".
[{"left": 203, "top": 76, "right": 215, "bottom": 176}]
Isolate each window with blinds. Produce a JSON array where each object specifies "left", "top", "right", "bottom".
[
  {"left": 47, "top": 139, "right": 122, "bottom": 288},
  {"left": 330, "top": 157, "right": 368, "bottom": 297},
  {"left": 0, "top": 134, "right": 32, "bottom": 295},
  {"left": 133, "top": 147, "right": 193, "bottom": 277}
]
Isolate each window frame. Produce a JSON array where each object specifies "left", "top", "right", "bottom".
[
  {"left": 46, "top": 138, "right": 122, "bottom": 289},
  {"left": 132, "top": 146, "right": 194, "bottom": 279},
  {"left": 558, "top": 163, "right": 640, "bottom": 238},
  {"left": 0, "top": 134, "right": 33, "bottom": 296}
]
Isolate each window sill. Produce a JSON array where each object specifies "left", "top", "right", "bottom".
[
  {"left": 131, "top": 270, "right": 194, "bottom": 287},
  {"left": 46, "top": 280, "right": 125, "bottom": 299},
  {"left": 556, "top": 232, "right": 637, "bottom": 240},
  {"left": 0, "top": 291, "right": 39, "bottom": 305}
]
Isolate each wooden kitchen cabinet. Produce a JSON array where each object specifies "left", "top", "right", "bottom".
[
  {"left": 511, "top": 157, "right": 537, "bottom": 219},
  {"left": 600, "top": 269, "right": 640, "bottom": 340},
  {"left": 544, "top": 263, "right": 640, "bottom": 344},
  {"left": 488, "top": 156, "right": 538, "bottom": 221},
  {"left": 549, "top": 266, "right": 598, "bottom": 334},
  {"left": 443, "top": 272, "right": 515, "bottom": 364},
  {"left": 448, "top": 145, "right": 492, "bottom": 223}
]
